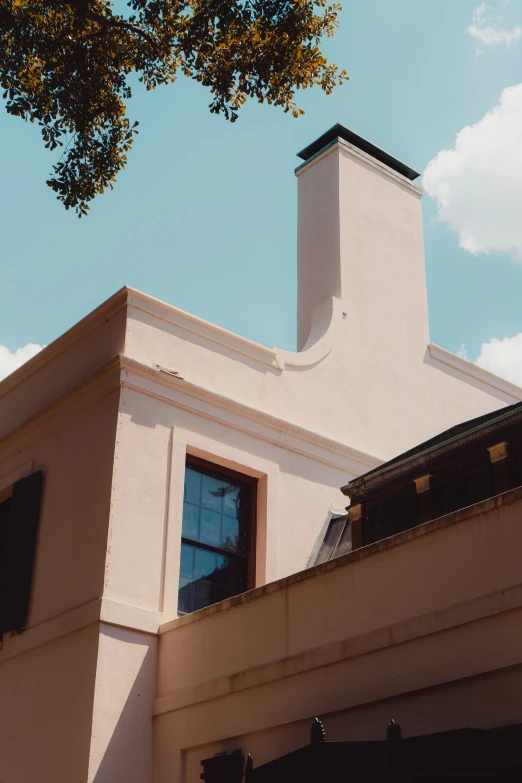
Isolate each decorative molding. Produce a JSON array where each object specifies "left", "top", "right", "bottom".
[
  {"left": 0, "top": 285, "right": 356, "bottom": 397},
  {"left": 0, "top": 596, "right": 160, "bottom": 664},
  {"left": 0, "top": 460, "right": 33, "bottom": 495},
  {"left": 414, "top": 474, "right": 431, "bottom": 494},
  {"left": 0, "top": 348, "right": 380, "bottom": 481},
  {"left": 120, "top": 355, "right": 381, "bottom": 474},
  {"left": 295, "top": 138, "right": 424, "bottom": 198},
  {"left": 488, "top": 442, "right": 509, "bottom": 464},
  {"left": 126, "top": 288, "right": 283, "bottom": 371},
  {"left": 428, "top": 344, "right": 522, "bottom": 401},
  {"left": 0, "top": 599, "right": 102, "bottom": 663},
  {"left": 348, "top": 503, "right": 362, "bottom": 521},
  {"left": 275, "top": 297, "right": 342, "bottom": 369},
  {"left": 0, "top": 288, "right": 127, "bottom": 399},
  {"left": 0, "top": 359, "right": 121, "bottom": 467},
  {"left": 127, "top": 288, "right": 345, "bottom": 372},
  {"left": 100, "top": 597, "right": 159, "bottom": 634}
]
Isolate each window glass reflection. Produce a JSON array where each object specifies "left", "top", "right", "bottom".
[{"left": 178, "top": 462, "right": 252, "bottom": 616}]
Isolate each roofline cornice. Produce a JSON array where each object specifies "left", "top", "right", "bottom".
[
  {"left": 295, "top": 138, "right": 424, "bottom": 198},
  {"left": 0, "top": 287, "right": 129, "bottom": 400},
  {"left": 0, "top": 352, "right": 382, "bottom": 476},
  {"left": 125, "top": 287, "right": 284, "bottom": 370},
  {"left": 343, "top": 404, "right": 522, "bottom": 499},
  {"left": 296, "top": 123, "right": 420, "bottom": 180},
  {"left": 428, "top": 344, "right": 522, "bottom": 402},
  {"left": 0, "top": 358, "right": 122, "bottom": 467},
  {"left": 120, "top": 355, "right": 382, "bottom": 474}
]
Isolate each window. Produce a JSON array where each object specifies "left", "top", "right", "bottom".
[
  {"left": 311, "top": 513, "right": 351, "bottom": 566},
  {"left": 177, "top": 458, "right": 256, "bottom": 616},
  {"left": 0, "top": 471, "right": 43, "bottom": 634},
  {"left": 0, "top": 496, "right": 11, "bottom": 598}
]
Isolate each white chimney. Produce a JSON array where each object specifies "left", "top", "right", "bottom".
[{"left": 296, "top": 125, "right": 429, "bottom": 355}]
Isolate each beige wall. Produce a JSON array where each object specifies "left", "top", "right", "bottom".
[
  {"left": 0, "top": 352, "right": 121, "bottom": 782},
  {"left": 0, "top": 625, "right": 100, "bottom": 783},
  {"left": 86, "top": 377, "right": 352, "bottom": 782},
  {"left": 88, "top": 624, "right": 158, "bottom": 783},
  {"left": 2, "top": 130, "right": 522, "bottom": 783},
  {"left": 107, "top": 384, "right": 350, "bottom": 608},
  {"left": 0, "top": 387, "right": 120, "bottom": 626},
  {"left": 0, "top": 290, "right": 127, "bottom": 441},
  {"left": 154, "top": 488, "right": 522, "bottom": 782},
  {"left": 122, "top": 140, "right": 521, "bottom": 466}
]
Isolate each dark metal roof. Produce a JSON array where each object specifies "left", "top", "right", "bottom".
[
  {"left": 242, "top": 720, "right": 522, "bottom": 783},
  {"left": 296, "top": 123, "right": 420, "bottom": 181},
  {"left": 342, "top": 398, "right": 522, "bottom": 497}
]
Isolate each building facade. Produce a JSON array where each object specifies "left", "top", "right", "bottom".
[{"left": 0, "top": 125, "right": 520, "bottom": 782}]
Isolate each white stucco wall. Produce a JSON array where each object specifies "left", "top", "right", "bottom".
[
  {"left": 0, "top": 381, "right": 120, "bottom": 783},
  {"left": 123, "top": 139, "right": 521, "bottom": 463}
]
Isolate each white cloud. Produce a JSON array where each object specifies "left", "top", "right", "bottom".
[
  {"left": 467, "top": 2, "right": 522, "bottom": 50},
  {"left": 0, "top": 343, "right": 44, "bottom": 381},
  {"left": 459, "top": 332, "right": 522, "bottom": 386},
  {"left": 475, "top": 332, "right": 522, "bottom": 385},
  {"left": 423, "top": 83, "right": 522, "bottom": 258}
]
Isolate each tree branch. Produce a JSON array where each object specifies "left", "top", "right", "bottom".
[{"left": 86, "top": 9, "right": 160, "bottom": 53}]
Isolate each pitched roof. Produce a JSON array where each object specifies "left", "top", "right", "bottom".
[{"left": 342, "top": 399, "right": 522, "bottom": 497}]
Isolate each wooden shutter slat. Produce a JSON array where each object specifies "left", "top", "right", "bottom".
[{"left": 0, "top": 471, "right": 44, "bottom": 634}]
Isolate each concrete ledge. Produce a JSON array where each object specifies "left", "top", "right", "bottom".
[
  {"left": 428, "top": 344, "right": 522, "bottom": 401},
  {"left": 0, "top": 599, "right": 102, "bottom": 664},
  {"left": 154, "top": 585, "right": 522, "bottom": 716},
  {"left": 127, "top": 288, "right": 282, "bottom": 371},
  {"left": 160, "top": 485, "right": 522, "bottom": 635},
  {"left": 0, "top": 597, "right": 160, "bottom": 664},
  {"left": 101, "top": 597, "right": 160, "bottom": 634}
]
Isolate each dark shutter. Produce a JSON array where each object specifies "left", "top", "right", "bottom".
[
  {"left": 0, "top": 497, "right": 11, "bottom": 594},
  {"left": 0, "top": 470, "right": 44, "bottom": 634}
]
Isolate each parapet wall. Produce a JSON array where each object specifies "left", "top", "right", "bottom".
[{"left": 154, "top": 487, "right": 522, "bottom": 782}]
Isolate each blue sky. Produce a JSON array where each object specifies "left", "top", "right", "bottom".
[{"left": 1, "top": 0, "right": 522, "bottom": 382}]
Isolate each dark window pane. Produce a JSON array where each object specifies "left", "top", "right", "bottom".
[
  {"left": 314, "top": 515, "right": 346, "bottom": 565},
  {"left": 184, "top": 467, "right": 201, "bottom": 505},
  {"left": 201, "top": 474, "right": 224, "bottom": 512},
  {"left": 222, "top": 484, "right": 240, "bottom": 517},
  {"left": 180, "top": 543, "right": 194, "bottom": 579},
  {"left": 193, "top": 578, "right": 213, "bottom": 612},
  {"left": 215, "top": 554, "right": 229, "bottom": 583},
  {"left": 177, "top": 576, "right": 193, "bottom": 615},
  {"left": 336, "top": 521, "right": 352, "bottom": 557},
  {"left": 182, "top": 502, "right": 199, "bottom": 539},
  {"left": 194, "top": 547, "right": 217, "bottom": 581},
  {"left": 199, "top": 509, "right": 221, "bottom": 547},
  {"left": 178, "top": 547, "right": 248, "bottom": 614},
  {"left": 221, "top": 514, "right": 240, "bottom": 553},
  {"left": 178, "top": 462, "right": 253, "bottom": 616}
]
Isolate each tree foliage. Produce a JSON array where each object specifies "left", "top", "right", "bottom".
[{"left": 0, "top": 0, "right": 347, "bottom": 215}]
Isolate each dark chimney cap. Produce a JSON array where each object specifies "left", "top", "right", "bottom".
[{"left": 297, "top": 123, "right": 420, "bottom": 182}]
